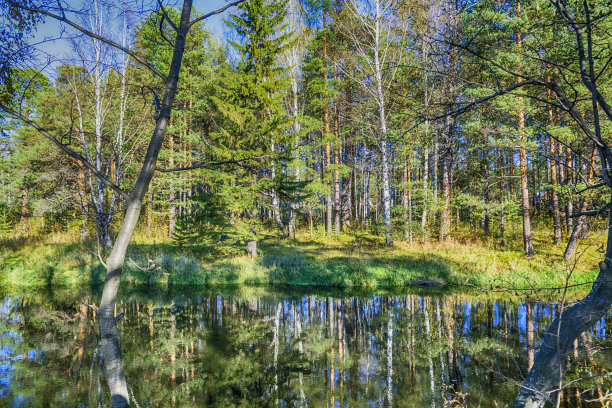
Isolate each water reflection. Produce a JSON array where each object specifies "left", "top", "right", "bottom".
[{"left": 0, "top": 288, "right": 610, "bottom": 407}]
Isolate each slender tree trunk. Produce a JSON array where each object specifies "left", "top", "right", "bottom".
[
  {"left": 439, "top": 118, "right": 451, "bottom": 241},
  {"left": 564, "top": 148, "right": 596, "bottom": 262},
  {"left": 270, "top": 139, "right": 288, "bottom": 238},
  {"left": 516, "top": 15, "right": 534, "bottom": 257},
  {"left": 323, "top": 12, "right": 332, "bottom": 239},
  {"left": 98, "top": 3, "right": 192, "bottom": 406},
  {"left": 550, "top": 132, "right": 561, "bottom": 244},
  {"left": 334, "top": 54, "right": 341, "bottom": 236},
  {"left": 88, "top": 4, "right": 114, "bottom": 250},
  {"left": 421, "top": 144, "right": 429, "bottom": 241},
  {"left": 77, "top": 162, "right": 88, "bottom": 239},
  {"left": 386, "top": 313, "right": 393, "bottom": 407},
  {"left": 404, "top": 152, "right": 412, "bottom": 243},
  {"left": 333, "top": 140, "right": 340, "bottom": 236},
  {"left": 19, "top": 188, "right": 28, "bottom": 234},
  {"left": 566, "top": 146, "right": 574, "bottom": 232},
  {"left": 168, "top": 130, "right": 176, "bottom": 236},
  {"left": 342, "top": 134, "right": 354, "bottom": 230},
  {"left": 374, "top": 0, "right": 392, "bottom": 247},
  {"left": 514, "top": 4, "right": 612, "bottom": 402},
  {"left": 519, "top": 136, "right": 534, "bottom": 256},
  {"left": 526, "top": 302, "right": 534, "bottom": 371},
  {"left": 290, "top": 69, "right": 300, "bottom": 240},
  {"left": 420, "top": 37, "right": 430, "bottom": 242},
  {"left": 147, "top": 190, "right": 153, "bottom": 236},
  {"left": 364, "top": 168, "right": 370, "bottom": 227},
  {"left": 433, "top": 134, "right": 439, "bottom": 205},
  {"left": 483, "top": 131, "right": 490, "bottom": 234},
  {"left": 498, "top": 147, "right": 507, "bottom": 246},
  {"left": 309, "top": 205, "right": 313, "bottom": 241}
]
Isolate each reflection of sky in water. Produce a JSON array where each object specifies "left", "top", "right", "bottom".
[
  {"left": 1, "top": 297, "right": 40, "bottom": 407},
  {"left": 0, "top": 291, "right": 609, "bottom": 407}
]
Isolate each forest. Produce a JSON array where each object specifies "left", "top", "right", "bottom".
[{"left": 0, "top": 0, "right": 611, "bottom": 407}]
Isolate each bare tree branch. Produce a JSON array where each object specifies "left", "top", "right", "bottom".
[
  {"left": 188, "top": 0, "right": 247, "bottom": 28},
  {"left": 0, "top": 103, "right": 131, "bottom": 201},
  {"left": 156, "top": 153, "right": 282, "bottom": 172},
  {"left": 7, "top": 0, "right": 167, "bottom": 81}
]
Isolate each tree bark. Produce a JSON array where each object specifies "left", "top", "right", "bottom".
[
  {"left": 404, "top": 152, "right": 412, "bottom": 243},
  {"left": 147, "top": 190, "right": 153, "bottom": 236},
  {"left": 566, "top": 146, "right": 574, "bottom": 233},
  {"left": 439, "top": 117, "right": 452, "bottom": 241},
  {"left": 374, "top": 0, "right": 392, "bottom": 247},
  {"left": 516, "top": 13, "right": 534, "bottom": 257},
  {"left": 270, "top": 139, "right": 289, "bottom": 238},
  {"left": 499, "top": 148, "right": 507, "bottom": 247},
  {"left": 564, "top": 148, "right": 596, "bottom": 262},
  {"left": 98, "top": 2, "right": 193, "bottom": 406},
  {"left": 548, "top": 90, "right": 562, "bottom": 244},
  {"left": 519, "top": 137, "right": 534, "bottom": 257},
  {"left": 550, "top": 135, "right": 561, "bottom": 244},
  {"left": 421, "top": 144, "right": 429, "bottom": 242},
  {"left": 334, "top": 57, "right": 341, "bottom": 236},
  {"left": 77, "top": 161, "right": 88, "bottom": 239},
  {"left": 421, "top": 37, "right": 430, "bottom": 243},
  {"left": 342, "top": 134, "right": 354, "bottom": 229},
  {"left": 513, "top": 248, "right": 612, "bottom": 407},
  {"left": 323, "top": 11, "right": 332, "bottom": 239},
  {"left": 168, "top": 129, "right": 176, "bottom": 236},
  {"left": 482, "top": 131, "right": 490, "bottom": 234},
  {"left": 514, "top": 3, "right": 612, "bottom": 402},
  {"left": 20, "top": 187, "right": 28, "bottom": 234}
]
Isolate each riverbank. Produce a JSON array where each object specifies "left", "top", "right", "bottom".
[{"left": 0, "top": 229, "right": 602, "bottom": 291}]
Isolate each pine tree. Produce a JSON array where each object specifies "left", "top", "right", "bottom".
[{"left": 177, "top": 0, "right": 302, "bottom": 253}]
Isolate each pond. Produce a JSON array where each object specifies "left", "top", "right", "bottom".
[{"left": 0, "top": 286, "right": 610, "bottom": 407}]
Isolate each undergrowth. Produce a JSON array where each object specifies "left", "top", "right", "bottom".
[{"left": 0, "top": 227, "right": 602, "bottom": 291}]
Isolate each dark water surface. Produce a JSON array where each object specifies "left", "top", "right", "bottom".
[{"left": 0, "top": 286, "right": 610, "bottom": 407}]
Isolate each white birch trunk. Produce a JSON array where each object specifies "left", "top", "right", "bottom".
[{"left": 373, "top": 0, "right": 392, "bottom": 246}]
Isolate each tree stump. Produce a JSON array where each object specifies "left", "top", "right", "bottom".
[{"left": 246, "top": 239, "right": 257, "bottom": 259}]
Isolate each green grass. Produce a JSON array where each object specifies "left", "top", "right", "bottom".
[{"left": 0, "top": 226, "right": 603, "bottom": 293}]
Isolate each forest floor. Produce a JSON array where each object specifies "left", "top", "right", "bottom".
[{"left": 0, "top": 225, "right": 603, "bottom": 293}]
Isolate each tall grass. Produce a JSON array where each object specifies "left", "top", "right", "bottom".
[{"left": 0, "top": 223, "right": 603, "bottom": 291}]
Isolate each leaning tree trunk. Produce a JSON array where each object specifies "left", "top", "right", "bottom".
[
  {"left": 513, "top": 201, "right": 612, "bottom": 407},
  {"left": 98, "top": 2, "right": 192, "bottom": 406},
  {"left": 515, "top": 3, "right": 612, "bottom": 403}
]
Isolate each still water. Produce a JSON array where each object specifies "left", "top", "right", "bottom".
[{"left": 0, "top": 286, "right": 610, "bottom": 407}]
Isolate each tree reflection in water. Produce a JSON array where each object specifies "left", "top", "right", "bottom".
[{"left": 0, "top": 288, "right": 610, "bottom": 407}]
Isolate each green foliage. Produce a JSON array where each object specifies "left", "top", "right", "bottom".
[
  {"left": 173, "top": 193, "right": 232, "bottom": 245},
  {"left": 0, "top": 1, "right": 44, "bottom": 102}
]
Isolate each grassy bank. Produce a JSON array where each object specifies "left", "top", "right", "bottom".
[{"left": 0, "top": 228, "right": 603, "bottom": 291}]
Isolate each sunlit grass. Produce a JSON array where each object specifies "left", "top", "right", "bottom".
[{"left": 0, "top": 222, "right": 603, "bottom": 292}]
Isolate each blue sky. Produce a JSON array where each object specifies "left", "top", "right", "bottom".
[{"left": 30, "top": 0, "right": 235, "bottom": 76}]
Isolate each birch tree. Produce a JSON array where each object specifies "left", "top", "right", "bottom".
[
  {"left": 339, "top": 0, "right": 402, "bottom": 246},
  {"left": 67, "top": 0, "right": 130, "bottom": 249},
  {"left": 0, "top": 1, "right": 245, "bottom": 406}
]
